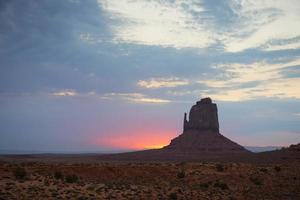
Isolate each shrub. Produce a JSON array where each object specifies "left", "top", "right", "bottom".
[
  {"left": 274, "top": 166, "right": 281, "bottom": 172},
  {"left": 13, "top": 167, "right": 27, "bottom": 179},
  {"left": 177, "top": 170, "right": 185, "bottom": 179},
  {"left": 214, "top": 181, "right": 228, "bottom": 190},
  {"left": 250, "top": 177, "right": 263, "bottom": 186},
  {"left": 65, "top": 174, "right": 79, "bottom": 183},
  {"left": 54, "top": 171, "right": 63, "bottom": 180},
  {"left": 178, "top": 161, "right": 186, "bottom": 167},
  {"left": 215, "top": 163, "right": 224, "bottom": 172},
  {"left": 168, "top": 192, "right": 178, "bottom": 200},
  {"left": 259, "top": 168, "right": 268, "bottom": 173},
  {"left": 199, "top": 183, "right": 209, "bottom": 189}
]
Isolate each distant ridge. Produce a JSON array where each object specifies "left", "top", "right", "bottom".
[
  {"left": 0, "top": 149, "right": 128, "bottom": 155},
  {"left": 244, "top": 146, "right": 283, "bottom": 152}
]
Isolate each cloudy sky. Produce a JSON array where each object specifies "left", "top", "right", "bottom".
[{"left": 0, "top": 0, "right": 300, "bottom": 152}]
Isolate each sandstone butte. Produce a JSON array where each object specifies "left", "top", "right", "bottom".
[{"left": 100, "top": 97, "right": 253, "bottom": 161}]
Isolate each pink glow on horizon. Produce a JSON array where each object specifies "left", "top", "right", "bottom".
[{"left": 92, "top": 129, "right": 178, "bottom": 150}]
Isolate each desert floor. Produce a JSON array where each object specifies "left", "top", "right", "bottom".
[{"left": 0, "top": 160, "right": 300, "bottom": 200}]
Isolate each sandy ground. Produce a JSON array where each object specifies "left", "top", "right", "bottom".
[{"left": 0, "top": 160, "right": 300, "bottom": 200}]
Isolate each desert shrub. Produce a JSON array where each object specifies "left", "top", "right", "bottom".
[
  {"left": 214, "top": 181, "right": 228, "bottom": 190},
  {"left": 51, "top": 191, "right": 59, "bottom": 197},
  {"left": 54, "top": 171, "right": 63, "bottom": 180},
  {"left": 13, "top": 167, "right": 27, "bottom": 179},
  {"left": 176, "top": 161, "right": 186, "bottom": 179},
  {"left": 194, "top": 183, "right": 210, "bottom": 191},
  {"left": 274, "top": 166, "right": 281, "bottom": 172},
  {"left": 177, "top": 170, "right": 185, "bottom": 179},
  {"left": 250, "top": 177, "right": 263, "bottom": 186},
  {"left": 199, "top": 183, "right": 209, "bottom": 189},
  {"left": 259, "top": 168, "right": 268, "bottom": 173},
  {"left": 168, "top": 192, "right": 178, "bottom": 200},
  {"left": 215, "top": 163, "right": 225, "bottom": 172},
  {"left": 65, "top": 174, "right": 79, "bottom": 183}
]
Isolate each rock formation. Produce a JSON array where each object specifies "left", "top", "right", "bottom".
[
  {"left": 100, "top": 97, "right": 251, "bottom": 161},
  {"left": 163, "top": 97, "right": 249, "bottom": 156},
  {"left": 183, "top": 97, "right": 219, "bottom": 132}
]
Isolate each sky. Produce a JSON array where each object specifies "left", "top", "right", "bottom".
[{"left": 0, "top": 0, "right": 300, "bottom": 153}]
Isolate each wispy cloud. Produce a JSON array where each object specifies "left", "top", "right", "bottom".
[
  {"left": 138, "top": 77, "right": 189, "bottom": 89},
  {"left": 167, "top": 90, "right": 201, "bottom": 96},
  {"left": 224, "top": 0, "right": 300, "bottom": 52},
  {"left": 98, "top": 0, "right": 300, "bottom": 52},
  {"left": 161, "top": 58, "right": 300, "bottom": 101},
  {"left": 199, "top": 58, "right": 300, "bottom": 101},
  {"left": 51, "top": 90, "right": 99, "bottom": 98},
  {"left": 262, "top": 36, "right": 300, "bottom": 51},
  {"left": 101, "top": 93, "right": 171, "bottom": 104},
  {"left": 199, "top": 58, "right": 300, "bottom": 88},
  {"left": 99, "top": 0, "right": 214, "bottom": 49},
  {"left": 79, "top": 33, "right": 103, "bottom": 44},
  {"left": 52, "top": 89, "right": 78, "bottom": 97}
]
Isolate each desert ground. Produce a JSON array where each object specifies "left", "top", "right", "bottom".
[{"left": 0, "top": 158, "right": 299, "bottom": 200}]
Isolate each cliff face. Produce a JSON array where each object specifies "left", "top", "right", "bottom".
[
  {"left": 184, "top": 97, "right": 219, "bottom": 132},
  {"left": 164, "top": 97, "right": 249, "bottom": 155}
]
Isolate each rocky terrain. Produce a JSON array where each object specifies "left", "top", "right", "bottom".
[{"left": 0, "top": 161, "right": 300, "bottom": 200}]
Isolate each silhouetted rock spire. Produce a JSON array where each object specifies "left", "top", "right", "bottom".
[{"left": 183, "top": 97, "right": 219, "bottom": 132}]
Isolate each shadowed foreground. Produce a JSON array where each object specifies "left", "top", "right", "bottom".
[{"left": 0, "top": 161, "right": 300, "bottom": 200}]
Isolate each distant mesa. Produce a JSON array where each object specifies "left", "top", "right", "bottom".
[{"left": 288, "top": 143, "right": 300, "bottom": 151}]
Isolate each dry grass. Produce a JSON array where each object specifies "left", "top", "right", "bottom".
[{"left": 0, "top": 161, "right": 299, "bottom": 199}]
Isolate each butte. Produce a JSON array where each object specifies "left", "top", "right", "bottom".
[{"left": 100, "top": 97, "right": 251, "bottom": 161}]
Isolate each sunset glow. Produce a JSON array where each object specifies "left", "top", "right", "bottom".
[
  {"left": 0, "top": 0, "right": 299, "bottom": 153},
  {"left": 93, "top": 130, "right": 176, "bottom": 150}
]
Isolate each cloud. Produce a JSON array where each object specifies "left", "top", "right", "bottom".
[
  {"left": 138, "top": 77, "right": 189, "bottom": 89},
  {"left": 262, "top": 36, "right": 300, "bottom": 51},
  {"left": 52, "top": 89, "right": 78, "bottom": 97},
  {"left": 98, "top": 0, "right": 300, "bottom": 52},
  {"left": 167, "top": 90, "right": 200, "bottom": 96},
  {"left": 199, "top": 58, "right": 300, "bottom": 87},
  {"left": 51, "top": 90, "right": 99, "bottom": 97},
  {"left": 99, "top": 0, "right": 214, "bottom": 49},
  {"left": 163, "top": 58, "right": 300, "bottom": 101},
  {"left": 199, "top": 58, "right": 300, "bottom": 101},
  {"left": 201, "top": 79, "right": 299, "bottom": 101},
  {"left": 101, "top": 93, "right": 171, "bottom": 104},
  {"left": 79, "top": 33, "right": 103, "bottom": 44},
  {"left": 223, "top": 0, "right": 300, "bottom": 52}
]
